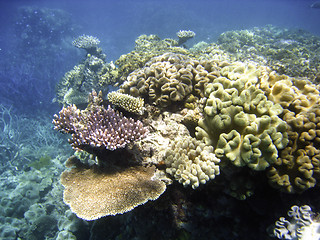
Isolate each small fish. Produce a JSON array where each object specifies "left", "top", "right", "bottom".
[{"left": 310, "top": 1, "right": 320, "bottom": 8}]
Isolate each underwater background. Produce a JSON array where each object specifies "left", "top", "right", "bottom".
[{"left": 1, "top": 0, "right": 320, "bottom": 239}]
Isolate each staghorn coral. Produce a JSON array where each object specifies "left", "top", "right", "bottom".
[
  {"left": 164, "top": 136, "right": 220, "bottom": 189},
  {"left": 120, "top": 52, "right": 221, "bottom": 108},
  {"left": 195, "top": 77, "right": 289, "bottom": 171},
  {"left": 176, "top": 30, "right": 196, "bottom": 46},
  {"left": 61, "top": 157, "right": 166, "bottom": 220},
  {"left": 53, "top": 90, "right": 148, "bottom": 152},
  {"left": 107, "top": 91, "right": 144, "bottom": 115}
]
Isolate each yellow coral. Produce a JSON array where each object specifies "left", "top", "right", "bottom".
[
  {"left": 107, "top": 91, "right": 144, "bottom": 115},
  {"left": 196, "top": 78, "right": 288, "bottom": 171}
]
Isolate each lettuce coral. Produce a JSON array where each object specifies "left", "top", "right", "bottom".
[
  {"left": 120, "top": 52, "right": 221, "bottom": 108},
  {"left": 195, "top": 76, "right": 289, "bottom": 171},
  {"left": 164, "top": 136, "right": 220, "bottom": 189}
]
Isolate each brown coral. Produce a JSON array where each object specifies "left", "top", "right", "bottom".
[
  {"left": 61, "top": 157, "right": 166, "bottom": 220},
  {"left": 120, "top": 53, "right": 220, "bottom": 108},
  {"left": 267, "top": 104, "right": 320, "bottom": 193}
]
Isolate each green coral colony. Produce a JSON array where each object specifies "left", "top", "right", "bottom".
[{"left": 54, "top": 26, "right": 320, "bottom": 225}]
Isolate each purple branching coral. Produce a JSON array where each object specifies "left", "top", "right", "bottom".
[{"left": 53, "top": 90, "right": 148, "bottom": 152}]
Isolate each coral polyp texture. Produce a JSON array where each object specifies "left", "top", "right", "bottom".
[
  {"left": 273, "top": 205, "right": 320, "bottom": 240},
  {"left": 120, "top": 52, "right": 221, "bottom": 108},
  {"left": 72, "top": 35, "right": 100, "bottom": 50},
  {"left": 164, "top": 136, "right": 220, "bottom": 189},
  {"left": 195, "top": 76, "right": 289, "bottom": 171},
  {"left": 107, "top": 91, "right": 144, "bottom": 115},
  {"left": 53, "top": 90, "right": 148, "bottom": 151},
  {"left": 61, "top": 157, "right": 166, "bottom": 220}
]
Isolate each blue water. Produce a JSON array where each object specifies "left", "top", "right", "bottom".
[{"left": 0, "top": 0, "right": 320, "bottom": 239}]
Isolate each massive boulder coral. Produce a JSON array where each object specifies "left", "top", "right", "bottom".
[
  {"left": 164, "top": 136, "right": 220, "bottom": 189},
  {"left": 61, "top": 157, "right": 166, "bottom": 220},
  {"left": 195, "top": 77, "right": 289, "bottom": 171},
  {"left": 53, "top": 90, "right": 148, "bottom": 153},
  {"left": 120, "top": 52, "right": 221, "bottom": 108}
]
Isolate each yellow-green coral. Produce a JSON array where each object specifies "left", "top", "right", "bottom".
[
  {"left": 107, "top": 91, "right": 144, "bottom": 115},
  {"left": 120, "top": 53, "right": 221, "bottom": 108},
  {"left": 164, "top": 136, "right": 220, "bottom": 189},
  {"left": 195, "top": 77, "right": 289, "bottom": 171}
]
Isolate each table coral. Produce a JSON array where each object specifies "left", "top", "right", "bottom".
[
  {"left": 53, "top": 90, "right": 148, "bottom": 152},
  {"left": 61, "top": 157, "right": 166, "bottom": 220},
  {"left": 195, "top": 77, "right": 289, "bottom": 171},
  {"left": 164, "top": 136, "right": 220, "bottom": 189}
]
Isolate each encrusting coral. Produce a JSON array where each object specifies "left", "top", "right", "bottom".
[
  {"left": 195, "top": 76, "right": 289, "bottom": 171},
  {"left": 164, "top": 136, "right": 220, "bottom": 189},
  {"left": 107, "top": 91, "right": 144, "bottom": 115},
  {"left": 53, "top": 90, "right": 148, "bottom": 152},
  {"left": 61, "top": 157, "right": 166, "bottom": 221}
]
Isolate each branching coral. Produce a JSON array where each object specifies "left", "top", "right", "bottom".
[
  {"left": 53, "top": 90, "right": 148, "bottom": 152},
  {"left": 195, "top": 77, "right": 289, "bottom": 171},
  {"left": 164, "top": 136, "right": 220, "bottom": 189},
  {"left": 61, "top": 157, "right": 166, "bottom": 220}
]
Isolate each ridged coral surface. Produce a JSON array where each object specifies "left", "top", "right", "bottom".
[{"left": 195, "top": 77, "right": 289, "bottom": 171}]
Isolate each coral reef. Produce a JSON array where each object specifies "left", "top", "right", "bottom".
[
  {"left": 258, "top": 70, "right": 320, "bottom": 193},
  {"left": 114, "top": 34, "right": 192, "bottom": 83},
  {"left": 107, "top": 91, "right": 144, "bottom": 115},
  {"left": 55, "top": 35, "right": 118, "bottom": 106},
  {"left": 273, "top": 205, "right": 320, "bottom": 240},
  {"left": 176, "top": 30, "right": 196, "bottom": 46},
  {"left": 217, "top": 25, "right": 320, "bottom": 80},
  {"left": 195, "top": 77, "right": 289, "bottom": 171},
  {"left": 120, "top": 52, "right": 221, "bottom": 108},
  {"left": 164, "top": 136, "right": 220, "bottom": 189},
  {"left": 53, "top": 90, "right": 148, "bottom": 152},
  {"left": 61, "top": 157, "right": 166, "bottom": 220},
  {"left": 72, "top": 35, "right": 101, "bottom": 51}
]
